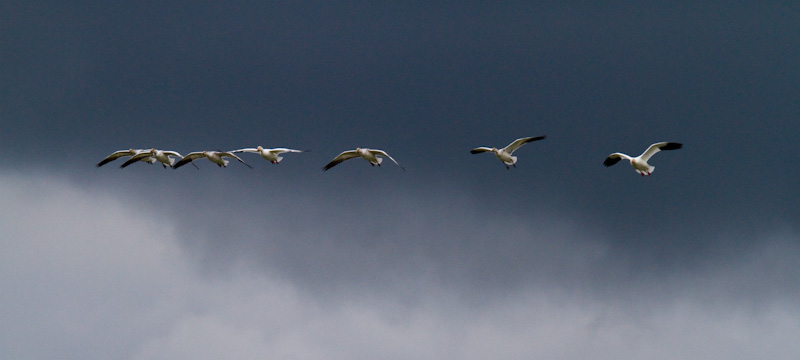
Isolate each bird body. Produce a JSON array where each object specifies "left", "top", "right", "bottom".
[
  {"left": 471, "top": 136, "right": 546, "bottom": 169},
  {"left": 233, "top": 146, "right": 305, "bottom": 164},
  {"left": 603, "top": 142, "right": 682, "bottom": 176},
  {"left": 322, "top": 148, "right": 404, "bottom": 171},
  {"left": 152, "top": 149, "right": 183, "bottom": 167}
]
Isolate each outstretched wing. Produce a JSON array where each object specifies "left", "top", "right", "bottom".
[
  {"left": 120, "top": 151, "right": 155, "bottom": 168},
  {"left": 219, "top": 152, "right": 253, "bottom": 168},
  {"left": 640, "top": 142, "right": 682, "bottom": 161},
  {"left": 162, "top": 150, "right": 183, "bottom": 158},
  {"left": 272, "top": 148, "right": 305, "bottom": 154},
  {"left": 231, "top": 148, "right": 259, "bottom": 154},
  {"left": 470, "top": 147, "right": 493, "bottom": 154},
  {"left": 503, "top": 136, "right": 546, "bottom": 154},
  {"left": 603, "top": 153, "right": 631, "bottom": 167},
  {"left": 173, "top": 152, "right": 206, "bottom": 169},
  {"left": 322, "top": 150, "right": 360, "bottom": 171},
  {"left": 369, "top": 149, "right": 405, "bottom": 171},
  {"left": 96, "top": 149, "right": 135, "bottom": 167}
]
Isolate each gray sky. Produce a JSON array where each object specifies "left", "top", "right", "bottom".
[{"left": 2, "top": 1, "right": 799, "bottom": 359}]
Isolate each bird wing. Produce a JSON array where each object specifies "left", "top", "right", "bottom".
[
  {"left": 470, "top": 147, "right": 493, "bottom": 154},
  {"left": 96, "top": 149, "right": 135, "bottom": 167},
  {"left": 640, "top": 142, "right": 682, "bottom": 161},
  {"left": 502, "top": 136, "right": 546, "bottom": 154},
  {"left": 173, "top": 152, "right": 206, "bottom": 169},
  {"left": 322, "top": 150, "right": 360, "bottom": 171},
  {"left": 603, "top": 153, "right": 631, "bottom": 167},
  {"left": 160, "top": 150, "right": 195, "bottom": 168},
  {"left": 162, "top": 150, "right": 183, "bottom": 157},
  {"left": 231, "top": 148, "right": 259, "bottom": 153},
  {"left": 272, "top": 148, "right": 305, "bottom": 154},
  {"left": 369, "top": 149, "right": 405, "bottom": 170},
  {"left": 120, "top": 151, "right": 155, "bottom": 168},
  {"left": 219, "top": 152, "right": 253, "bottom": 168}
]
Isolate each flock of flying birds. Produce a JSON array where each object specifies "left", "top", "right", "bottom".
[{"left": 96, "top": 137, "right": 683, "bottom": 176}]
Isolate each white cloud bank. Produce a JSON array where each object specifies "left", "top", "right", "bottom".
[{"left": 1, "top": 172, "right": 798, "bottom": 360}]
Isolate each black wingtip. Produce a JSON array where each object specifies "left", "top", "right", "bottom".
[
  {"left": 521, "top": 135, "right": 546, "bottom": 144},
  {"left": 469, "top": 149, "right": 481, "bottom": 154},
  {"left": 603, "top": 157, "right": 621, "bottom": 167},
  {"left": 662, "top": 142, "right": 683, "bottom": 151}
]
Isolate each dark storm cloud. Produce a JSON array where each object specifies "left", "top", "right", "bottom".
[{"left": 6, "top": 2, "right": 795, "bottom": 144}]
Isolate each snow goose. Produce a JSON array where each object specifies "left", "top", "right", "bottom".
[
  {"left": 232, "top": 146, "right": 305, "bottom": 164},
  {"left": 322, "top": 148, "right": 404, "bottom": 171},
  {"left": 470, "top": 136, "right": 546, "bottom": 169},
  {"left": 96, "top": 149, "right": 157, "bottom": 167},
  {"left": 173, "top": 150, "right": 253, "bottom": 169},
  {"left": 603, "top": 142, "right": 682, "bottom": 176},
  {"left": 120, "top": 148, "right": 197, "bottom": 169}
]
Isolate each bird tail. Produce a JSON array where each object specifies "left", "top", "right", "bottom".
[
  {"left": 222, "top": 159, "right": 230, "bottom": 167},
  {"left": 638, "top": 165, "right": 655, "bottom": 175},
  {"left": 510, "top": 156, "right": 518, "bottom": 165},
  {"left": 376, "top": 157, "right": 383, "bottom": 165},
  {"left": 275, "top": 156, "right": 284, "bottom": 163}
]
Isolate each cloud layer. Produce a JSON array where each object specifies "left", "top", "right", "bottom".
[{"left": 1, "top": 172, "right": 798, "bottom": 360}]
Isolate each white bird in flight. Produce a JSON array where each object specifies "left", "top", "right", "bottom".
[
  {"left": 322, "top": 148, "right": 404, "bottom": 171},
  {"left": 603, "top": 142, "right": 682, "bottom": 176},
  {"left": 96, "top": 149, "right": 157, "bottom": 167},
  {"left": 173, "top": 150, "right": 253, "bottom": 169},
  {"left": 470, "top": 136, "right": 546, "bottom": 169},
  {"left": 232, "top": 146, "right": 305, "bottom": 164},
  {"left": 120, "top": 148, "right": 196, "bottom": 169}
]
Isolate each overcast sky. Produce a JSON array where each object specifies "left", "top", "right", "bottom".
[{"left": 2, "top": 1, "right": 799, "bottom": 359}]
